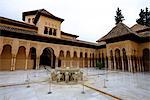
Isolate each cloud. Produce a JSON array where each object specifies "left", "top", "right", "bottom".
[{"left": 0, "top": 0, "right": 149, "bottom": 42}]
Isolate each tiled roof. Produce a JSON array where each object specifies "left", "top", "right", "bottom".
[
  {"left": 97, "top": 23, "right": 140, "bottom": 42},
  {"left": 130, "top": 24, "right": 150, "bottom": 38},
  {"left": 1, "top": 28, "right": 103, "bottom": 48},
  {"left": 0, "top": 16, "right": 37, "bottom": 35},
  {"left": 0, "top": 16, "right": 37, "bottom": 30},
  {"left": 0, "top": 25, "right": 37, "bottom": 35},
  {"left": 0, "top": 16, "right": 99, "bottom": 47},
  {"left": 23, "top": 9, "right": 64, "bottom": 24},
  {"left": 130, "top": 24, "right": 150, "bottom": 32},
  {"left": 138, "top": 31, "right": 150, "bottom": 38},
  {"left": 74, "top": 39, "right": 99, "bottom": 46},
  {"left": 38, "top": 34, "right": 98, "bottom": 46},
  {"left": 61, "top": 31, "right": 79, "bottom": 38}
]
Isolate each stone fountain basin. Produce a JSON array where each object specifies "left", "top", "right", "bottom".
[{"left": 51, "top": 67, "right": 83, "bottom": 84}]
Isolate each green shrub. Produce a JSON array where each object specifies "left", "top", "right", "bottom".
[{"left": 96, "top": 61, "right": 104, "bottom": 69}]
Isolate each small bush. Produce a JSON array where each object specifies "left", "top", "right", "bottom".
[{"left": 96, "top": 61, "right": 104, "bottom": 69}]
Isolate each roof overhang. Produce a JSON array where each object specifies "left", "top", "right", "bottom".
[
  {"left": 61, "top": 31, "right": 79, "bottom": 38},
  {"left": 0, "top": 16, "right": 37, "bottom": 30},
  {"left": 0, "top": 30, "right": 105, "bottom": 49}
]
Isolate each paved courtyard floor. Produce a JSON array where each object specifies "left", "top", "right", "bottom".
[
  {"left": 82, "top": 68, "right": 150, "bottom": 100},
  {"left": 0, "top": 67, "right": 150, "bottom": 100}
]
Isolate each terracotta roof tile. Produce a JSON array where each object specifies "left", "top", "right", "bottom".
[
  {"left": 0, "top": 25, "right": 37, "bottom": 35},
  {"left": 61, "top": 31, "right": 79, "bottom": 38},
  {"left": 130, "top": 24, "right": 150, "bottom": 32},
  {"left": 23, "top": 9, "right": 64, "bottom": 25},
  {"left": 97, "top": 23, "right": 140, "bottom": 42},
  {"left": 130, "top": 24, "right": 150, "bottom": 38},
  {"left": 0, "top": 16, "right": 37, "bottom": 30}
]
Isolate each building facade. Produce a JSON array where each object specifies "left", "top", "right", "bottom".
[{"left": 0, "top": 9, "right": 150, "bottom": 72}]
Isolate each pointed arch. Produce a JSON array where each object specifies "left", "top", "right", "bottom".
[
  {"left": 79, "top": 52, "right": 83, "bottom": 67},
  {"left": 66, "top": 51, "right": 71, "bottom": 58},
  {"left": 115, "top": 49, "right": 122, "bottom": 70},
  {"left": 90, "top": 53, "right": 92, "bottom": 67},
  {"left": 66, "top": 51, "right": 71, "bottom": 67},
  {"left": 84, "top": 52, "right": 88, "bottom": 67},
  {"left": 40, "top": 47, "right": 55, "bottom": 68},
  {"left": 27, "top": 47, "right": 36, "bottom": 69},
  {"left": 122, "top": 48, "right": 128, "bottom": 71},
  {"left": 110, "top": 50, "right": 114, "bottom": 69},
  {"left": 102, "top": 52, "right": 105, "bottom": 67},
  {"left": 143, "top": 48, "right": 150, "bottom": 71},
  {"left": 58, "top": 50, "right": 65, "bottom": 67},
  {"left": 59, "top": 50, "right": 64, "bottom": 58},
  {"left": 16, "top": 46, "right": 26, "bottom": 70},
  {"left": 73, "top": 51, "right": 77, "bottom": 58},
  {"left": 0, "top": 45, "right": 12, "bottom": 70},
  {"left": 92, "top": 53, "right": 95, "bottom": 67},
  {"left": 73, "top": 51, "right": 78, "bottom": 67}
]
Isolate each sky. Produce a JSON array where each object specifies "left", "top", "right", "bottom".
[{"left": 0, "top": 0, "right": 149, "bottom": 42}]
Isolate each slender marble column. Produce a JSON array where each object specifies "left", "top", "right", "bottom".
[
  {"left": 12, "top": 55, "right": 16, "bottom": 71},
  {"left": 132, "top": 56, "right": 135, "bottom": 73},
  {"left": 11, "top": 57, "right": 14, "bottom": 71},
  {"left": 88, "top": 58, "right": 90, "bottom": 68},
  {"left": 83, "top": 59, "right": 85, "bottom": 68},
  {"left": 127, "top": 56, "right": 130, "bottom": 72},
  {"left": 108, "top": 57, "right": 112, "bottom": 70},
  {"left": 70, "top": 59, "right": 73, "bottom": 68},
  {"left": 140, "top": 57, "right": 144, "bottom": 72},
  {"left": 93, "top": 58, "right": 96, "bottom": 67},
  {"left": 113, "top": 56, "right": 116, "bottom": 70},
  {"left": 36, "top": 57, "right": 40, "bottom": 69},
  {"left": 25, "top": 57, "right": 28, "bottom": 70},
  {"left": 139, "top": 57, "right": 142, "bottom": 72},
  {"left": 77, "top": 58, "right": 80, "bottom": 68},
  {"left": 134, "top": 56, "right": 137, "bottom": 72},
  {"left": 136, "top": 57, "right": 140, "bottom": 72},
  {"left": 55, "top": 58, "right": 58, "bottom": 69},
  {"left": 121, "top": 56, "right": 125, "bottom": 72},
  {"left": 51, "top": 55, "right": 54, "bottom": 67},
  {"left": 91, "top": 58, "right": 93, "bottom": 67},
  {"left": 64, "top": 60, "right": 66, "bottom": 68},
  {"left": 89, "top": 57, "right": 91, "bottom": 67},
  {"left": 128, "top": 56, "right": 133, "bottom": 72},
  {"left": 138, "top": 57, "right": 141, "bottom": 72}
]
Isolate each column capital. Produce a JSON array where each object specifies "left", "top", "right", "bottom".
[
  {"left": 12, "top": 54, "right": 16, "bottom": 58},
  {"left": 121, "top": 56, "right": 124, "bottom": 71}
]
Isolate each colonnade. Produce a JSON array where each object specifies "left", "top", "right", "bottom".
[
  {"left": 1, "top": 37, "right": 149, "bottom": 72},
  {"left": 0, "top": 39, "right": 96, "bottom": 70},
  {"left": 107, "top": 48, "right": 150, "bottom": 72}
]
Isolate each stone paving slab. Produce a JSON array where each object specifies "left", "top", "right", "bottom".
[
  {"left": 0, "top": 82, "right": 113, "bottom": 100},
  {"left": 0, "top": 68, "right": 113, "bottom": 100},
  {"left": 85, "top": 68, "right": 150, "bottom": 100},
  {"left": 0, "top": 68, "right": 150, "bottom": 100}
]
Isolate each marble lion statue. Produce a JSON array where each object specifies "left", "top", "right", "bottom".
[
  {"left": 78, "top": 71, "right": 83, "bottom": 81},
  {"left": 51, "top": 69, "right": 56, "bottom": 81},
  {"left": 73, "top": 72, "right": 78, "bottom": 82},
  {"left": 65, "top": 71, "right": 69, "bottom": 83},
  {"left": 56, "top": 71, "right": 62, "bottom": 82}
]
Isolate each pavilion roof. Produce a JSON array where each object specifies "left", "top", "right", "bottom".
[
  {"left": 96, "top": 23, "right": 140, "bottom": 42},
  {"left": 22, "top": 9, "right": 64, "bottom": 24},
  {"left": 130, "top": 24, "right": 150, "bottom": 32}
]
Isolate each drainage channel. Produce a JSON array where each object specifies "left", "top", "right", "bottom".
[{"left": 82, "top": 83, "right": 122, "bottom": 100}]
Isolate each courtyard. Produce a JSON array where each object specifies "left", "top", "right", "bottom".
[{"left": 0, "top": 68, "right": 150, "bottom": 100}]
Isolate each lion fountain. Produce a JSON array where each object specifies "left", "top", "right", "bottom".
[{"left": 50, "top": 67, "right": 83, "bottom": 84}]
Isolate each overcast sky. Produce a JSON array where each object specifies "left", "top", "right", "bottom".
[{"left": 0, "top": 0, "right": 149, "bottom": 42}]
